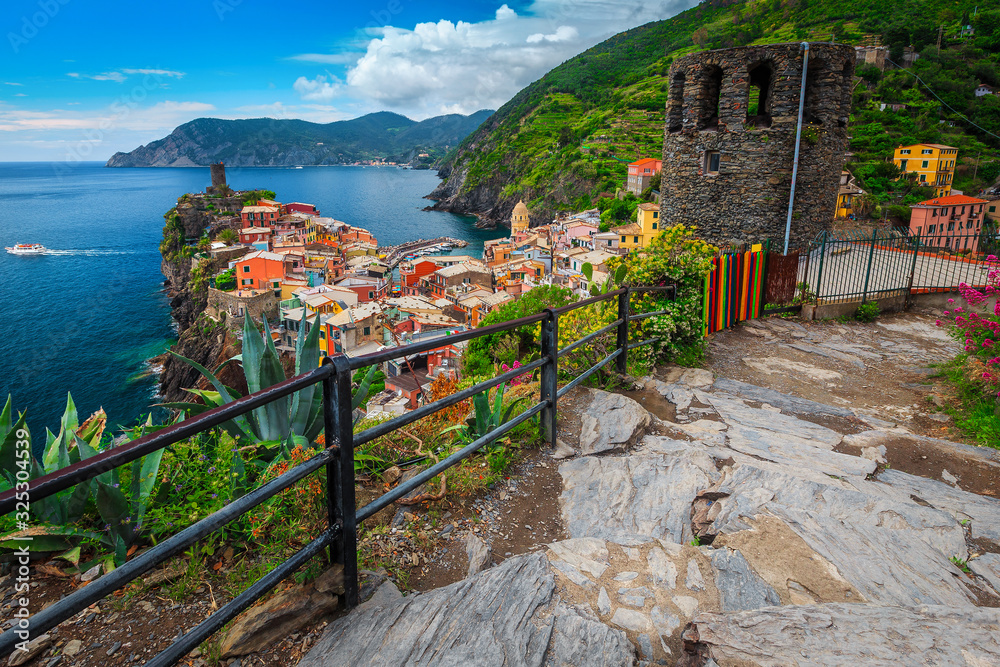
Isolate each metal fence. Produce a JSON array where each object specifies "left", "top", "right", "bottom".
[
  {"left": 797, "top": 229, "right": 998, "bottom": 305},
  {"left": 0, "top": 284, "right": 675, "bottom": 666}
]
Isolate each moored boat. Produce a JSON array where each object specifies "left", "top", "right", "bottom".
[{"left": 5, "top": 243, "right": 47, "bottom": 255}]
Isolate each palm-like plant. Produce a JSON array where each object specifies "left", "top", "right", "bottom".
[{"left": 163, "top": 309, "right": 376, "bottom": 448}]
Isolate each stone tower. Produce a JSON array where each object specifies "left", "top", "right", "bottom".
[
  {"left": 660, "top": 42, "right": 855, "bottom": 251},
  {"left": 208, "top": 162, "right": 227, "bottom": 194},
  {"left": 511, "top": 200, "right": 530, "bottom": 235}
]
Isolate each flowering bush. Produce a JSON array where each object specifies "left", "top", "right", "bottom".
[
  {"left": 937, "top": 255, "right": 1000, "bottom": 398},
  {"left": 500, "top": 360, "right": 532, "bottom": 386}
]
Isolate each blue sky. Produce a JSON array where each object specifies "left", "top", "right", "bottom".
[{"left": 1, "top": 0, "right": 696, "bottom": 161}]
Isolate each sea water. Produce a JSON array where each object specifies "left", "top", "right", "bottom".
[{"left": 0, "top": 162, "right": 503, "bottom": 436}]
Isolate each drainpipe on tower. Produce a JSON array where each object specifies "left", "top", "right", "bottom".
[{"left": 784, "top": 41, "right": 810, "bottom": 255}]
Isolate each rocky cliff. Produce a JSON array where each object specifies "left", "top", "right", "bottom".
[
  {"left": 107, "top": 111, "right": 493, "bottom": 168},
  {"left": 157, "top": 193, "right": 248, "bottom": 402}
]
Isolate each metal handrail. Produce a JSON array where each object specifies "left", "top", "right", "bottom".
[{"left": 0, "top": 282, "right": 675, "bottom": 665}]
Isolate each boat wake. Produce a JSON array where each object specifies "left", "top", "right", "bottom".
[{"left": 41, "top": 249, "right": 137, "bottom": 256}]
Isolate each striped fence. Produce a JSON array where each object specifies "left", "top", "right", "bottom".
[{"left": 703, "top": 247, "right": 767, "bottom": 335}]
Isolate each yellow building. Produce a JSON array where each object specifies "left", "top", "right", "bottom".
[
  {"left": 835, "top": 171, "right": 865, "bottom": 218},
  {"left": 613, "top": 203, "right": 661, "bottom": 250},
  {"left": 511, "top": 200, "right": 530, "bottom": 235},
  {"left": 892, "top": 144, "right": 957, "bottom": 198}
]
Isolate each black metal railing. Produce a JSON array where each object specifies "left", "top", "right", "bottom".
[{"left": 0, "top": 284, "right": 675, "bottom": 665}]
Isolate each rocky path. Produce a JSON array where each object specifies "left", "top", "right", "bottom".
[{"left": 298, "top": 313, "right": 1000, "bottom": 666}]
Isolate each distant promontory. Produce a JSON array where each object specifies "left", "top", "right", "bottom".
[{"left": 105, "top": 110, "right": 493, "bottom": 168}]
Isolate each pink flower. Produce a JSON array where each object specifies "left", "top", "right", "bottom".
[
  {"left": 936, "top": 320, "right": 942, "bottom": 326},
  {"left": 948, "top": 298, "right": 955, "bottom": 303},
  {"left": 984, "top": 373, "right": 993, "bottom": 379},
  {"left": 984, "top": 339, "right": 994, "bottom": 347}
]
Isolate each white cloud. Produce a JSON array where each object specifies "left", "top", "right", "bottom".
[
  {"left": 293, "top": 74, "right": 342, "bottom": 102},
  {"left": 13, "top": 93, "right": 26, "bottom": 97},
  {"left": 65, "top": 69, "right": 184, "bottom": 83},
  {"left": 90, "top": 72, "right": 128, "bottom": 83},
  {"left": 526, "top": 26, "right": 578, "bottom": 43},
  {"left": 289, "top": 53, "right": 362, "bottom": 65},
  {"left": 0, "top": 100, "right": 215, "bottom": 133},
  {"left": 4, "top": 82, "right": 24, "bottom": 86},
  {"left": 294, "top": 0, "right": 698, "bottom": 118},
  {"left": 495, "top": 4, "right": 517, "bottom": 20},
  {"left": 121, "top": 68, "right": 185, "bottom": 78}
]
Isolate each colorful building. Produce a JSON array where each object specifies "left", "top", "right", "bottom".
[
  {"left": 892, "top": 144, "right": 957, "bottom": 198},
  {"left": 233, "top": 251, "right": 289, "bottom": 292},
  {"left": 835, "top": 171, "right": 865, "bottom": 218},
  {"left": 908, "top": 194, "right": 989, "bottom": 253},
  {"left": 241, "top": 205, "right": 279, "bottom": 228},
  {"left": 511, "top": 201, "right": 530, "bottom": 236},
  {"left": 239, "top": 226, "right": 271, "bottom": 250},
  {"left": 612, "top": 203, "right": 661, "bottom": 250},
  {"left": 626, "top": 158, "right": 662, "bottom": 196}
]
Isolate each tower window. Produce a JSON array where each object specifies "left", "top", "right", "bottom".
[
  {"left": 704, "top": 151, "right": 721, "bottom": 175},
  {"left": 667, "top": 72, "right": 685, "bottom": 133},
  {"left": 696, "top": 65, "right": 723, "bottom": 130},
  {"left": 746, "top": 61, "right": 773, "bottom": 128}
]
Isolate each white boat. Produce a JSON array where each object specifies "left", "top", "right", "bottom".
[{"left": 5, "top": 244, "right": 47, "bottom": 255}]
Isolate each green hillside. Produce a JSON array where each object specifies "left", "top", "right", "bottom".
[{"left": 430, "top": 0, "right": 1000, "bottom": 225}]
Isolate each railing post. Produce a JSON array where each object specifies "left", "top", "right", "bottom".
[
  {"left": 322, "top": 354, "right": 358, "bottom": 609},
  {"left": 539, "top": 309, "right": 558, "bottom": 448},
  {"left": 905, "top": 233, "right": 920, "bottom": 308},
  {"left": 814, "top": 230, "right": 827, "bottom": 304},
  {"left": 616, "top": 286, "right": 630, "bottom": 374},
  {"left": 861, "top": 228, "right": 877, "bottom": 303}
]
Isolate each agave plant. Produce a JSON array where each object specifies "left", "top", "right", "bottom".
[
  {"left": 0, "top": 394, "right": 166, "bottom": 565},
  {"left": 440, "top": 383, "right": 531, "bottom": 447},
  {"left": 163, "top": 309, "right": 376, "bottom": 449}
]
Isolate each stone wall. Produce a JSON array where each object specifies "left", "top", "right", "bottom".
[
  {"left": 660, "top": 42, "right": 855, "bottom": 251},
  {"left": 206, "top": 288, "right": 279, "bottom": 329}
]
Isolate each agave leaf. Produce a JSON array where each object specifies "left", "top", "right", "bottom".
[
  {"left": 473, "top": 392, "right": 489, "bottom": 437},
  {"left": 581, "top": 262, "right": 593, "bottom": 282},
  {"left": 129, "top": 458, "right": 142, "bottom": 520},
  {"left": 501, "top": 396, "right": 531, "bottom": 425},
  {"left": 491, "top": 384, "right": 506, "bottom": 430},
  {"left": 55, "top": 546, "right": 82, "bottom": 566},
  {"left": 0, "top": 395, "right": 12, "bottom": 440},
  {"left": 183, "top": 388, "right": 227, "bottom": 407},
  {"left": 154, "top": 401, "right": 211, "bottom": 416},
  {"left": 43, "top": 394, "right": 77, "bottom": 473},
  {"left": 290, "top": 307, "right": 322, "bottom": 435},
  {"left": 167, "top": 351, "right": 256, "bottom": 440},
  {"left": 351, "top": 366, "right": 377, "bottom": 411},
  {"left": 66, "top": 479, "right": 93, "bottom": 522},
  {"left": 76, "top": 409, "right": 107, "bottom": 449},
  {"left": 0, "top": 411, "right": 27, "bottom": 476},
  {"left": 95, "top": 480, "right": 136, "bottom": 548},
  {"left": 74, "top": 435, "right": 98, "bottom": 461},
  {"left": 135, "top": 450, "right": 164, "bottom": 527},
  {"left": 241, "top": 316, "right": 264, "bottom": 393},
  {"left": 303, "top": 389, "right": 326, "bottom": 443},
  {"left": 254, "top": 317, "right": 290, "bottom": 441}
]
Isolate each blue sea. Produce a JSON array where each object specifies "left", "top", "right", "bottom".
[{"left": 0, "top": 162, "right": 503, "bottom": 437}]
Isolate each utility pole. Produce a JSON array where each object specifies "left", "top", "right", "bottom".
[
  {"left": 973, "top": 152, "right": 981, "bottom": 182},
  {"left": 937, "top": 25, "right": 943, "bottom": 55}
]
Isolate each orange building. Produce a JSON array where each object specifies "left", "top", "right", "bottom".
[
  {"left": 626, "top": 158, "right": 662, "bottom": 196},
  {"left": 233, "top": 251, "right": 288, "bottom": 291},
  {"left": 399, "top": 259, "right": 440, "bottom": 288}
]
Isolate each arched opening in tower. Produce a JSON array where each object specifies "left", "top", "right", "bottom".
[
  {"left": 746, "top": 61, "right": 774, "bottom": 128},
  {"left": 668, "top": 72, "right": 685, "bottom": 133},
  {"left": 696, "top": 65, "right": 723, "bottom": 131},
  {"left": 802, "top": 57, "right": 826, "bottom": 125}
]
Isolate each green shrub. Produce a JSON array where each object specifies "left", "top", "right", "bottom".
[{"left": 855, "top": 301, "right": 881, "bottom": 322}]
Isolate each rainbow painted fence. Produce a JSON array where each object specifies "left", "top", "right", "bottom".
[{"left": 703, "top": 248, "right": 767, "bottom": 335}]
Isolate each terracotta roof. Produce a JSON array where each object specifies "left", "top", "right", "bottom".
[
  {"left": 916, "top": 195, "right": 989, "bottom": 206},
  {"left": 629, "top": 158, "right": 660, "bottom": 167},
  {"left": 637, "top": 203, "right": 658, "bottom": 211},
  {"left": 612, "top": 223, "right": 642, "bottom": 235}
]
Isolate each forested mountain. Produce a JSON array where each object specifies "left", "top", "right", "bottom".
[
  {"left": 106, "top": 110, "right": 494, "bottom": 167},
  {"left": 428, "top": 0, "right": 1000, "bottom": 226}
]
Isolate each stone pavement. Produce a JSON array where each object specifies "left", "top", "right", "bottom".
[{"left": 299, "top": 350, "right": 1000, "bottom": 666}]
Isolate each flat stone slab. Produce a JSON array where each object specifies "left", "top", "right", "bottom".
[
  {"left": 298, "top": 553, "right": 635, "bottom": 667},
  {"left": 559, "top": 438, "right": 717, "bottom": 544},
  {"left": 579, "top": 390, "right": 652, "bottom": 455},
  {"left": 878, "top": 468, "right": 1000, "bottom": 545},
  {"left": 711, "top": 377, "right": 856, "bottom": 418},
  {"left": 683, "top": 603, "right": 1000, "bottom": 667}
]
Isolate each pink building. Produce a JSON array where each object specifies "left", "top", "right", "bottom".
[
  {"left": 909, "top": 194, "right": 989, "bottom": 253},
  {"left": 286, "top": 202, "right": 320, "bottom": 216},
  {"left": 626, "top": 158, "right": 662, "bottom": 196}
]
